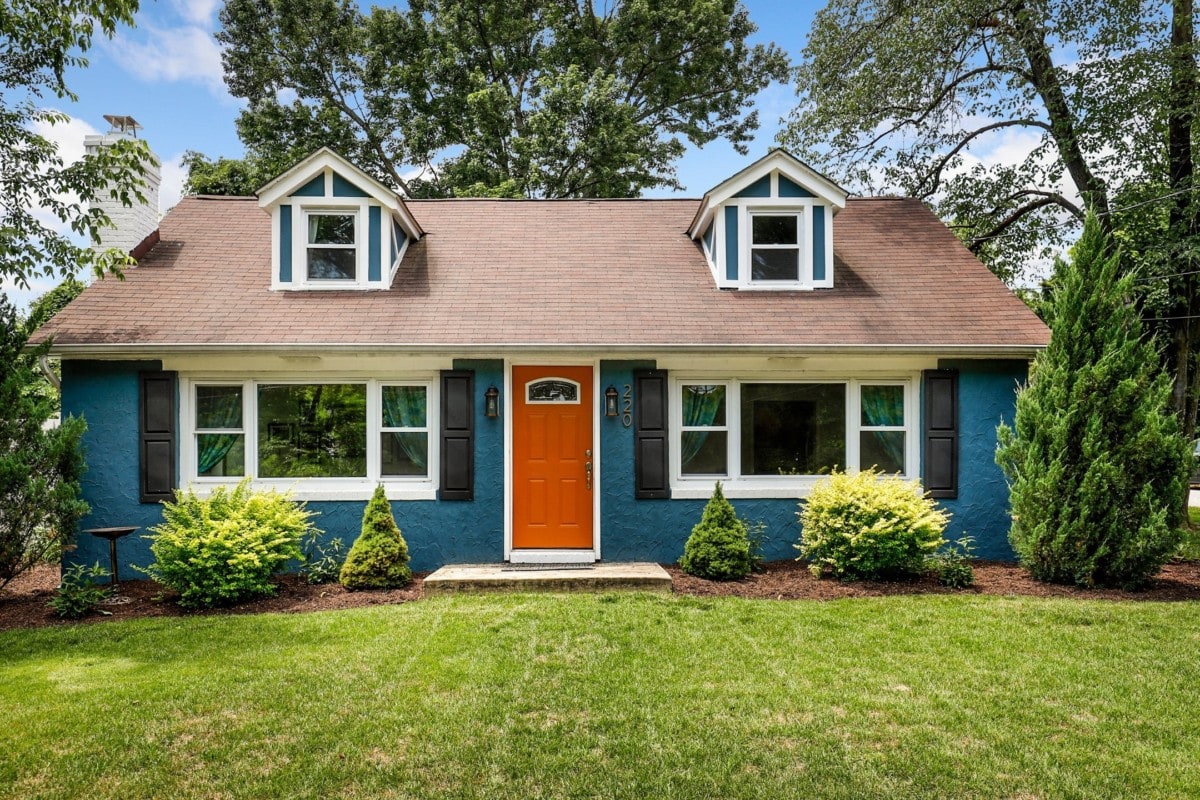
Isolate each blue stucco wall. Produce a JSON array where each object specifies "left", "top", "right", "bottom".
[
  {"left": 62, "top": 360, "right": 170, "bottom": 576},
  {"left": 62, "top": 359, "right": 505, "bottom": 578},
  {"left": 930, "top": 359, "right": 1028, "bottom": 560}
]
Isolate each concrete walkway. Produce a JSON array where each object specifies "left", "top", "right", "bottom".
[{"left": 423, "top": 562, "right": 672, "bottom": 594}]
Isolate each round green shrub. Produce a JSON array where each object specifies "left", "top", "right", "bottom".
[
  {"left": 798, "top": 469, "right": 949, "bottom": 580},
  {"left": 339, "top": 485, "right": 412, "bottom": 589},
  {"left": 142, "top": 479, "right": 314, "bottom": 609},
  {"left": 680, "top": 482, "right": 753, "bottom": 580}
]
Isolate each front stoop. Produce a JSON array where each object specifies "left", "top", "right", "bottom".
[{"left": 423, "top": 563, "right": 672, "bottom": 594}]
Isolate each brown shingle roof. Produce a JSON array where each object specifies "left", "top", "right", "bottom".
[{"left": 31, "top": 195, "right": 1048, "bottom": 352}]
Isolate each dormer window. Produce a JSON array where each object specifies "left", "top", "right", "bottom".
[
  {"left": 688, "top": 150, "right": 846, "bottom": 292},
  {"left": 306, "top": 211, "right": 358, "bottom": 281},
  {"left": 750, "top": 212, "right": 802, "bottom": 282},
  {"left": 257, "top": 147, "right": 423, "bottom": 292}
]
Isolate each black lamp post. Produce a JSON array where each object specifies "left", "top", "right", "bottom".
[
  {"left": 604, "top": 385, "right": 619, "bottom": 417},
  {"left": 484, "top": 385, "right": 500, "bottom": 418}
]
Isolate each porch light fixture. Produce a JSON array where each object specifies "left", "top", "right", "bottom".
[
  {"left": 484, "top": 385, "right": 500, "bottom": 418},
  {"left": 604, "top": 385, "right": 619, "bottom": 417}
]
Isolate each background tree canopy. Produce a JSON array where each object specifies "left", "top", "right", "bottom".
[
  {"left": 192, "top": 0, "right": 789, "bottom": 199},
  {"left": 0, "top": 0, "right": 153, "bottom": 288},
  {"left": 783, "top": 0, "right": 1200, "bottom": 433}
]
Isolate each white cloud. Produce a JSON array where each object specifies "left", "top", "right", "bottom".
[
  {"left": 170, "top": 0, "right": 221, "bottom": 26},
  {"left": 160, "top": 153, "right": 187, "bottom": 211},
  {"left": 26, "top": 113, "right": 103, "bottom": 238},
  {"left": 106, "top": 25, "right": 227, "bottom": 95},
  {"left": 1, "top": 275, "right": 79, "bottom": 314}
]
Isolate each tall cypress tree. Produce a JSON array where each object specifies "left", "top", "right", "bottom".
[{"left": 996, "top": 214, "right": 1191, "bottom": 588}]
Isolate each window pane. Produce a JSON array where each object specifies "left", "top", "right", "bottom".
[
  {"left": 861, "top": 385, "right": 904, "bottom": 427},
  {"left": 741, "top": 383, "right": 845, "bottom": 475},
  {"left": 528, "top": 380, "right": 578, "bottom": 402},
  {"left": 257, "top": 384, "right": 367, "bottom": 478},
  {"left": 682, "top": 384, "right": 726, "bottom": 426},
  {"left": 681, "top": 431, "right": 727, "bottom": 475},
  {"left": 381, "top": 432, "right": 428, "bottom": 476},
  {"left": 197, "top": 434, "right": 244, "bottom": 477},
  {"left": 861, "top": 431, "right": 905, "bottom": 474},
  {"left": 382, "top": 386, "right": 427, "bottom": 428},
  {"left": 196, "top": 385, "right": 242, "bottom": 429},
  {"left": 752, "top": 215, "right": 797, "bottom": 245},
  {"left": 307, "top": 248, "right": 356, "bottom": 280},
  {"left": 751, "top": 248, "right": 799, "bottom": 281},
  {"left": 308, "top": 214, "right": 355, "bottom": 245}
]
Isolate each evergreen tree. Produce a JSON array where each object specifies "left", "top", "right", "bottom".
[
  {"left": 339, "top": 485, "right": 412, "bottom": 589},
  {"left": 0, "top": 294, "right": 88, "bottom": 589},
  {"left": 680, "top": 482, "right": 752, "bottom": 581},
  {"left": 996, "top": 214, "right": 1191, "bottom": 588}
]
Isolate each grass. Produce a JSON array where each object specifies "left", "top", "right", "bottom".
[{"left": 3, "top": 593, "right": 1200, "bottom": 799}]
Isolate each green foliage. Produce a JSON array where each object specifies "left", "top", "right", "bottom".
[
  {"left": 798, "top": 469, "right": 950, "bottom": 581},
  {"left": 0, "top": 294, "right": 89, "bottom": 590},
  {"left": 48, "top": 562, "right": 111, "bottom": 619},
  {"left": 781, "top": 1, "right": 1182, "bottom": 284},
  {"left": 300, "top": 534, "right": 347, "bottom": 585},
  {"left": 339, "top": 485, "right": 412, "bottom": 589},
  {"left": 19, "top": 277, "right": 85, "bottom": 411},
  {"left": 680, "top": 482, "right": 753, "bottom": 581},
  {"left": 141, "top": 479, "right": 314, "bottom": 609},
  {"left": 208, "top": 0, "right": 789, "bottom": 199},
  {"left": 928, "top": 536, "right": 976, "bottom": 589},
  {"left": 1, "top": 0, "right": 152, "bottom": 288},
  {"left": 181, "top": 150, "right": 270, "bottom": 197},
  {"left": 997, "top": 216, "right": 1191, "bottom": 588}
]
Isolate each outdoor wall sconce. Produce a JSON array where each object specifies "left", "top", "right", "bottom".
[
  {"left": 484, "top": 385, "right": 500, "bottom": 418},
  {"left": 604, "top": 385, "right": 619, "bottom": 417}
]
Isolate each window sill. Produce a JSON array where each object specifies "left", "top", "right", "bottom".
[
  {"left": 670, "top": 482, "right": 817, "bottom": 500},
  {"left": 183, "top": 479, "right": 437, "bottom": 502}
]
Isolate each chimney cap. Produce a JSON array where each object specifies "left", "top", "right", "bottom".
[{"left": 103, "top": 114, "right": 142, "bottom": 137}]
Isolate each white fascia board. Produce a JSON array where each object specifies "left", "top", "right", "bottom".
[
  {"left": 46, "top": 342, "right": 1045, "bottom": 359},
  {"left": 688, "top": 150, "right": 849, "bottom": 237},
  {"left": 256, "top": 147, "right": 424, "bottom": 239}
]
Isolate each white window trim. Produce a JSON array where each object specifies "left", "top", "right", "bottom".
[
  {"left": 669, "top": 374, "right": 919, "bottom": 499},
  {"left": 710, "top": 194, "right": 835, "bottom": 291},
  {"left": 746, "top": 209, "right": 804, "bottom": 285},
  {"left": 180, "top": 376, "right": 438, "bottom": 501}
]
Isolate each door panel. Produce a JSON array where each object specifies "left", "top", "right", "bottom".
[{"left": 513, "top": 366, "right": 594, "bottom": 549}]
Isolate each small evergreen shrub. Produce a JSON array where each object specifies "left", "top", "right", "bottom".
[
  {"left": 48, "top": 562, "right": 111, "bottom": 619},
  {"left": 680, "top": 482, "right": 753, "bottom": 580},
  {"left": 798, "top": 469, "right": 949, "bottom": 580},
  {"left": 928, "top": 536, "right": 976, "bottom": 589},
  {"left": 339, "top": 486, "right": 412, "bottom": 589},
  {"left": 996, "top": 215, "right": 1190, "bottom": 588},
  {"left": 141, "top": 479, "right": 314, "bottom": 609},
  {"left": 300, "top": 533, "right": 347, "bottom": 585}
]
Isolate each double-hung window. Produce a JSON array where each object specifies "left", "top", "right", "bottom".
[
  {"left": 749, "top": 212, "right": 802, "bottom": 282},
  {"left": 186, "top": 379, "right": 435, "bottom": 495},
  {"left": 675, "top": 378, "right": 914, "bottom": 493},
  {"left": 305, "top": 211, "right": 358, "bottom": 281}
]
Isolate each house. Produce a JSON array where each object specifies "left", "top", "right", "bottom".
[{"left": 31, "top": 144, "right": 1049, "bottom": 576}]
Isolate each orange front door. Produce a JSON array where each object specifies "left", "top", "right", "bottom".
[{"left": 512, "top": 365, "right": 594, "bottom": 550}]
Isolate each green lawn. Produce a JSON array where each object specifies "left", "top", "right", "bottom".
[{"left": 3, "top": 593, "right": 1200, "bottom": 799}]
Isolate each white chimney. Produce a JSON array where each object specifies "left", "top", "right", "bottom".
[{"left": 83, "top": 114, "right": 161, "bottom": 253}]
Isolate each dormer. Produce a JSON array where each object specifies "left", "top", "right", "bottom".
[
  {"left": 688, "top": 150, "right": 847, "bottom": 291},
  {"left": 257, "top": 148, "right": 423, "bottom": 291}
]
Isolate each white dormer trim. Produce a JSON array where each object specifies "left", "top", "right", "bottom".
[
  {"left": 687, "top": 149, "right": 847, "bottom": 239},
  {"left": 257, "top": 147, "right": 423, "bottom": 240}
]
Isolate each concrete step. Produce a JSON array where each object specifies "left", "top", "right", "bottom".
[{"left": 423, "top": 562, "right": 672, "bottom": 594}]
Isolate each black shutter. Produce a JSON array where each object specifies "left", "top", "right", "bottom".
[
  {"left": 439, "top": 370, "right": 474, "bottom": 501},
  {"left": 923, "top": 369, "right": 958, "bottom": 499},
  {"left": 633, "top": 369, "right": 670, "bottom": 499},
  {"left": 139, "top": 370, "right": 177, "bottom": 503}
]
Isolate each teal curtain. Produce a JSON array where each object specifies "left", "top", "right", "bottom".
[
  {"left": 382, "top": 387, "right": 427, "bottom": 469},
  {"left": 198, "top": 391, "right": 242, "bottom": 474},
  {"left": 681, "top": 386, "right": 725, "bottom": 464},
  {"left": 861, "top": 387, "right": 905, "bottom": 468}
]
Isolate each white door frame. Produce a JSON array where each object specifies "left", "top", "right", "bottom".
[{"left": 504, "top": 359, "right": 601, "bottom": 563}]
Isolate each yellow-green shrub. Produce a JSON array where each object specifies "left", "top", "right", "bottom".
[
  {"left": 142, "top": 479, "right": 315, "bottom": 608},
  {"left": 798, "top": 469, "right": 949, "bottom": 580}
]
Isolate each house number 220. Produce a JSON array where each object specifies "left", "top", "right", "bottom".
[{"left": 622, "top": 384, "right": 633, "bottom": 428}]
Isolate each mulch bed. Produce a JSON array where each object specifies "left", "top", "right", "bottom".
[{"left": 4, "top": 559, "right": 1200, "bottom": 632}]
